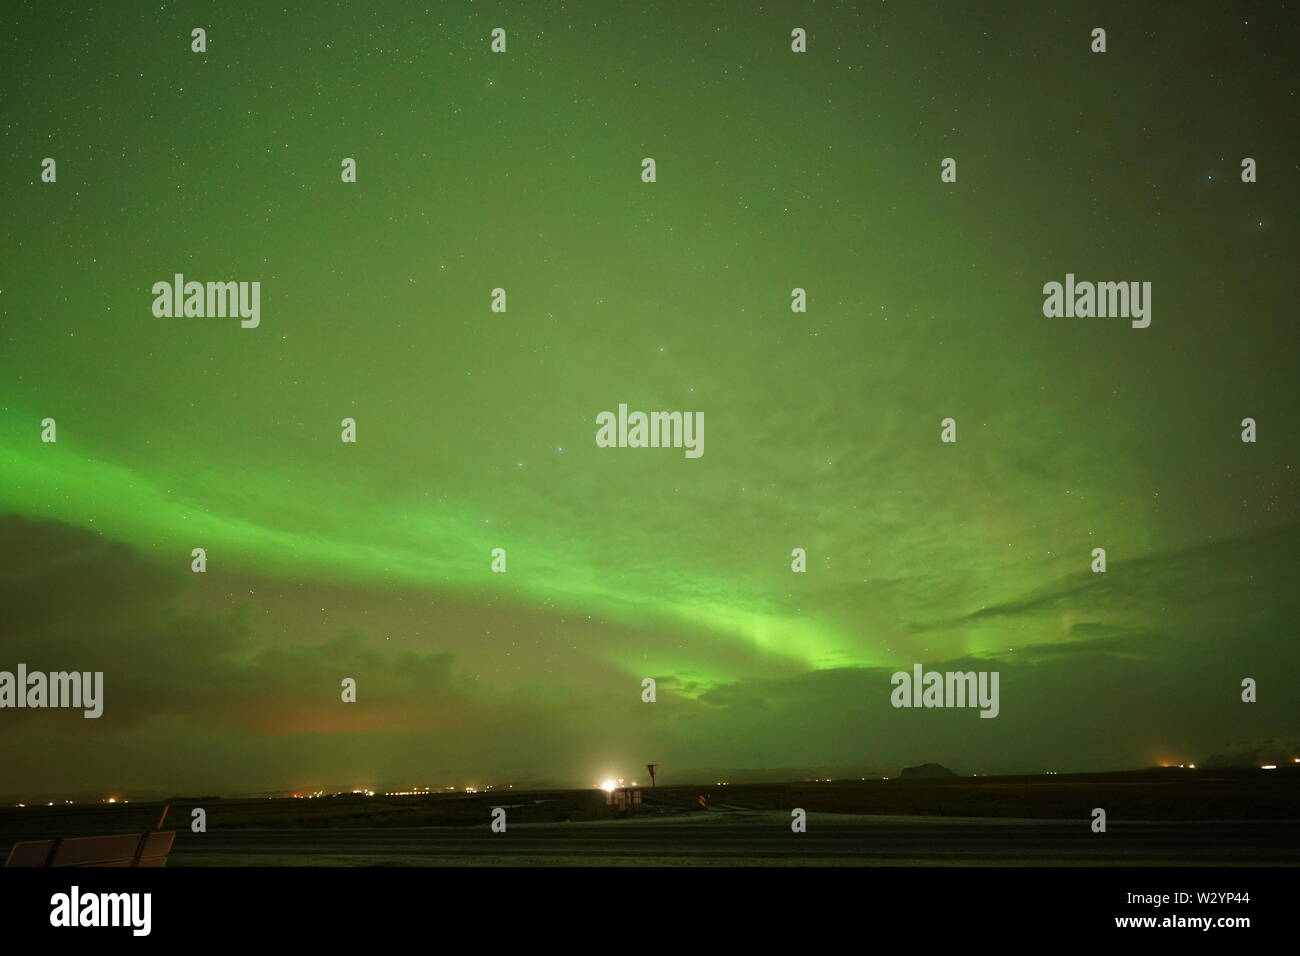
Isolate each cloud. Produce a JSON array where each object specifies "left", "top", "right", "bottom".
[
  {"left": 2, "top": 514, "right": 1297, "bottom": 796},
  {"left": 0, "top": 515, "right": 474, "bottom": 738}
]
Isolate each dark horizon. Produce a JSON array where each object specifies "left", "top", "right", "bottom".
[{"left": 7, "top": 757, "right": 1300, "bottom": 808}]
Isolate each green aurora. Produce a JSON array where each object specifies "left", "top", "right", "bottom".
[{"left": 1, "top": 0, "right": 1297, "bottom": 795}]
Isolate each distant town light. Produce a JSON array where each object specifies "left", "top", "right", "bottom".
[{"left": 1261, "top": 764, "right": 1277, "bottom": 770}]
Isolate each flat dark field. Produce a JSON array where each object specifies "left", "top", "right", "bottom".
[{"left": 4, "top": 769, "right": 1298, "bottom": 866}]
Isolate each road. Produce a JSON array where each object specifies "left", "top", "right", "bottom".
[{"left": 164, "top": 812, "right": 1300, "bottom": 866}]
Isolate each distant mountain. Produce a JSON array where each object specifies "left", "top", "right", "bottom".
[{"left": 899, "top": 762, "right": 959, "bottom": 779}]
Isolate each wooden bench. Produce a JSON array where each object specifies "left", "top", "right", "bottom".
[{"left": 4, "top": 831, "right": 176, "bottom": 867}]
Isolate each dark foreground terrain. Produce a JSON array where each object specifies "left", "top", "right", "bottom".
[
  {"left": 143, "top": 815, "right": 1300, "bottom": 866},
  {"left": 3, "top": 768, "right": 1298, "bottom": 866}
]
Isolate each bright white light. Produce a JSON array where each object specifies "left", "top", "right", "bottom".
[
  {"left": 1261, "top": 764, "right": 1277, "bottom": 770},
  {"left": 600, "top": 779, "right": 617, "bottom": 792}
]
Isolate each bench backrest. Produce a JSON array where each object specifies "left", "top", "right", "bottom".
[{"left": 3, "top": 831, "right": 176, "bottom": 867}]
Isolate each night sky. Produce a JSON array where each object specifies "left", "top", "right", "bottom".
[{"left": 1, "top": 0, "right": 1297, "bottom": 797}]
